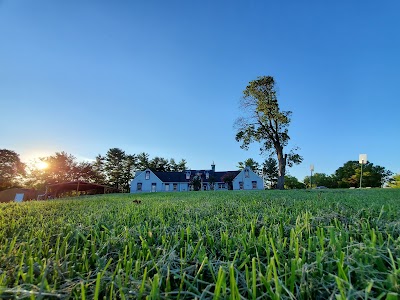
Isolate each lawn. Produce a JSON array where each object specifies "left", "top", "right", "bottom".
[{"left": 0, "top": 189, "right": 399, "bottom": 299}]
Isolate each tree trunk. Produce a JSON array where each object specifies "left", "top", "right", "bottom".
[{"left": 276, "top": 152, "right": 287, "bottom": 190}]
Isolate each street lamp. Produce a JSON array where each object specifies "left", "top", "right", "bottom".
[
  {"left": 359, "top": 154, "right": 367, "bottom": 188},
  {"left": 310, "top": 164, "right": 314, "bottom": 189}
]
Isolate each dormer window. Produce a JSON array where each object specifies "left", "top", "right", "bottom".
[
  {"left": 145, "top": 170, "right": 150, "bottom": 180},
  {"left": 206, "top": 172, "right": 209, "bottom": 179},
  {"left": 186, "top": 171, "right": 191, "bottom": 180}
]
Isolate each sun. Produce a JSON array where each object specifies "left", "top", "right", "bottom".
[{"left": 35, "top": 161, "right": 48, "bottom": 170}]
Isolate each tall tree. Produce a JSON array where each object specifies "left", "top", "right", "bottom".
[
  {"left": 104, "top": 148, "right": 134, "bottom": 192},
  {"left": 147, "top": 156, "right": 187, "bottom": 172},
  {"left": 262, "top": 157, "right": 278, "bottom": 189},
  {"left": 235, "top": 76, "right": 302, "bottom": 189},
  {"left": 170, "top": 158, "right": 187, "bottom": 172},
  {"left": 177, "top": 159, "right": 188, "bottom": 171},
  {"left": 91, "top": 155, "right": 107, "bottom": 185},
  {"left": 0, "top": 149, "right": 25, "bottom": 190},
  {"left": 335, "top": 160, "right": 392, "bottom": 188},
  {"left": 122, "top": 154, "right": 137, "bottom": 192},
  {"left": 149, "top": 156, "right": 171, "bottom": 172},
  {"left": 136, "top": 152, "right": 150, "bottom": 170},
  {"left": 73, "top": 161, "right": 98, "bottom": 183},
  {"left": 237, "top": 158, "right": 260, "bottom": 171}
]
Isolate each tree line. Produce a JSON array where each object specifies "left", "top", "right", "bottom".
[
  {"left": 0, "top": 148, "right": 187, "bottom": 193},
  {"left": 1, "top": 148, "right": 396, "bottom": 194},
  {"left": 238, "top": 157, "right": 393, "bottom": 189}
]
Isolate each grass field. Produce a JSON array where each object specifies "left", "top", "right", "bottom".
[{"left": 0, "top": 189, "right": 399, "bottom": 299}]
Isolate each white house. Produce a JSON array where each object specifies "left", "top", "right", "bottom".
[{"left": 130, "top": 164, "right": 264, "bottom": 193}]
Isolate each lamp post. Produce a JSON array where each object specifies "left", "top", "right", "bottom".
[
  {"left": 310, "top": 164, "right": 314, "bottom": 189},
  {"left": 359, "top": 154, "right": 367, "bottom": 188}
]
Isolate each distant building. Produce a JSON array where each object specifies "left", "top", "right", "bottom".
[
  {"left": 43, "top": 181, "right": 116, "bottom": 199},
  {"left": 0, "top": 188, "right": 40, "bottom": 203},
  {"left": 130, "top": 164, "right": 264, "bottom": 193}
]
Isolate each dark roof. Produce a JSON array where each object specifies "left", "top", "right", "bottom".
[
  {"left": 153, "top": 170, "right": 240, "bottom": 183},
  {"left": 153, "top": 172, "right": 187, "bottom": 182}
]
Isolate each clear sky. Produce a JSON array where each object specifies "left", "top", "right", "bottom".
[{"left": 1, "top": 0, "right": 399, "bottom": 181}]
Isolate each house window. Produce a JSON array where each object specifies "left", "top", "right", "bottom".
[
  {"left": 206, "top": 172, "right": 209, "bottom": 179},
  {"left": 203, "top": 184, "right": 208, "bottom": 191},
  {"left": 245, "top": 169, "right": 249, "bottom": 178},
  {"left": 145, "top": 171, "right": 150, "bottom": 180},
  {"left": 173, "top": 183, "right": 178, "bottom": 191},
  {"left": 218, "top": 183, "right": 226, "bottom": 189},
  {"left": 165, "top": 184, "right": 170, "bottom": 191},
  {"left": 137, "top": 183, "right": 142, "bottom": 191},
  {"left": 186, "top": 171, "right": 191, "bottom": 180},
  {"left": 252, "top": 181, "right": 257, "bottom": 189},
  {"left": 151, "top": 183, "right": 156, "bottom": 192},
  {"left": 239, "top": 182, "right": 243, "bottom": 190}
]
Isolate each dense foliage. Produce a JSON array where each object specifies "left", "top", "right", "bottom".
[
  {"left": 25, "top": 152, "right": 97, "bottom": 191},
  {"left": 303, "top": 173, "right": 337, "bottom": 189},
  {"left": 389, "top": 174, "right": 400, "bottom": 188},
  {"left": 334, "top": 161, "right": 392, "bottom": 188},
  {"left": 284, "top": 175, "right": 305, "bottom": 189},
  {"left": 0, "top": 149, "right": 25, "bottom": 191},
  {"left": 303, "top": 161, "right": 392, "bottom": 189},
  {"left": 1, "top": 189, "right": 399, "bottom": 299}
]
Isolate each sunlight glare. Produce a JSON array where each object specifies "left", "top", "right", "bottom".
[{"left": 35, "top": 161, "right": 48, "bottom": 170}]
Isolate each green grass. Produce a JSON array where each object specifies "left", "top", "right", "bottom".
[{"left": 0, "top": 189, "right": 399, "bottom": 299}]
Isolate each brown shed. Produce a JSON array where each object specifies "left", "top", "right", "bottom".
[{"left": 0, "top": 188, "right": 40, "bottom": 203}]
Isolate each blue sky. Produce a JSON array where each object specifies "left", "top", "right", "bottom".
[{"left": 1, "top": 0, "right": 399, "bottom": 181}]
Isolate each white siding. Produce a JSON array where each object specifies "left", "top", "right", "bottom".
[
  {"left": 130, "top": 169, "right": 163, "bottom": 193},
  {"left": 179, "top": 182, "right": 189, "bottom": 191},
  {"left": 163, "top": 182, "right": 190, "bottom": 192},
  {"left": 232, "top": 167, "right": 264, "bottom": 190}
]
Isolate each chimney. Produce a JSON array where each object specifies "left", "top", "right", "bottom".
[{"left": 211, "top": 162, "right": 215, "bottom": 173}]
